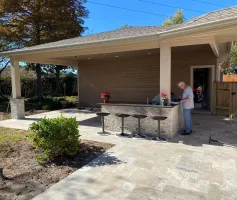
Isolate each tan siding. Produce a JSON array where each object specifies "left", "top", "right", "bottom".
[
  {"left": 79, "top": 46, "right": 217, "bottom": 106},
  {"left": 172, "top": 49, "right": 216, "bottom": 96},
  {"left": 79, "top": 54, "right": 160, "bottom": 106}
]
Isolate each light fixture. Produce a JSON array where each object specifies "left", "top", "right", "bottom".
[
  {"left": 88, "top": 58, "right": 91, "bottom": 60},
  {"left": 115, "top": 56, "right": 119, "bottom": 58},
  {"left": 147, "top": 52, "right": 152, "bottom": 55}
]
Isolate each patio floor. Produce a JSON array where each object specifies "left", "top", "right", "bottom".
[{"left": 1, "top": 109, "right": 237, "bottom": 200}]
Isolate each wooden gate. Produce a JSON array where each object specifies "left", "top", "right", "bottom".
[{"left": 213, "top": 82, "right": 237, "bottom": 118}]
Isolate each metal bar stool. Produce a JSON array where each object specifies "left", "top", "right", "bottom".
[
  {"left": 115, "top": 113, "right": 130, "bottom": 137},
  {"left": 150, "top": 116, "right": 167, "bottom": 141},
  {"left": 96, "top": 112, "right": 110, "bottom": 135},
  {"left": 130, "top": 114, "right": 147, "bottom": 138}
]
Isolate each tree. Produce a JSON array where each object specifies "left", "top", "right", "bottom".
[
  {"left": 0, "top": 0, "right": 88, "bottom": 98},
  {"left": 230, "top": 43, "right": 237, "bottom": 66},
  {"left": 163, "top": 9, "right": 184, "bottom": 26},
  {"left": 224, "top": 43, "right": 237, "bottom": 74},
  {"left": 0, "top": 28, "right": 11, "bottom": 76},
  {"left": 42, "top": 64, "right": 69, "bottom": 95},
  {"left": 120, "top": 24, "right": 129, "bottom": 29}
]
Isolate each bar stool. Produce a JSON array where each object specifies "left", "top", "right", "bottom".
[
  {"left": 96, "top": 112, "right": 110, "bottom": 135},
  {"left": 115, "top": 113, "right": 130, "bottom": 137},
  {"left": 130, "top": 114, "right": 147, "bottom": 138},
  {"left": 150, "top": 116, "right": 167, "bottom": 141}
]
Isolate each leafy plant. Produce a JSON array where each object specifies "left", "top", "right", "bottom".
[
  {"left": 163, "top": 9, "right": 185, "bottom": 26},
  {"left": 0, "top": 75, "right": 78, "bottom": 97},
  {"left": 29, "top": 115, "right": 80, "bottom": 163}
]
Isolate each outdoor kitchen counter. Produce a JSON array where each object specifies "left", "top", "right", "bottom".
[{"left": 99, "top": 103, "right": 184, "bottom": 138}]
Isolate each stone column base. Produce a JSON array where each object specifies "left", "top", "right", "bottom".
[{"left": 10, "top": 98, "right": 25, "bottom": 119}]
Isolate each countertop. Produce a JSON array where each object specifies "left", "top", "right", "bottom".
[{"left": 98, "top": 103, "right": 179, "bottom": 108}]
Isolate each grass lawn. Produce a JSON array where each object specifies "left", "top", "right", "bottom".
[
  {"left": 0, "top": 127, "right": 28, "bottom": 145},
  {"left": 0, "top": 127, "right": 113, "bottom": 200}
]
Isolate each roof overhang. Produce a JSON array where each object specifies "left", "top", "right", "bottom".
[{"left": 1, "top": 16, "right": 237, "bottom": 60}]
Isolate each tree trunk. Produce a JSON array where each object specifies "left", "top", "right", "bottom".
[
  {"left": 36, "top": 63, "right": 43, "bottom": 99},
  {"left": 35, "top": 3, "right": 43, "bottom": 99},
  {"left": 56, "top": 67, "right": 60, "bottom": 95}
]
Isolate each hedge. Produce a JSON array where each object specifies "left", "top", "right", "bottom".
[{"left": 0, "top": 75, "right": 77, "bottom": 97}]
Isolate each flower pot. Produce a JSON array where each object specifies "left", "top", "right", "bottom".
[
  {"left": 164, "top": 99, "right": 168, "bottom": 106},
  {"left": 160, "top": 100, "right": 164, "bottom": 106},
  {"left": 103, "top": 98, "right": 109, "bottom": 103}
]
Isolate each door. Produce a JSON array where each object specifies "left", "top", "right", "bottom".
[
  {"left": 193, "top": 68, "right": 209, "bottom": 110},
  {"left": 191, "top": 65, "right": 215, "bottom": 112}
]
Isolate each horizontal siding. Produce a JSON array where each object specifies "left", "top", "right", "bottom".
[
  {"left": 172, "top": 50, "right": 216, "bottom": 96},
  {"left": 79, "top": 46, "right": 216, "bottom": 106}
]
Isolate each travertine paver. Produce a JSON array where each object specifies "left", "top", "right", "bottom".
[{"left": 1, "top": 109, "right": 237, "bottom": 200}]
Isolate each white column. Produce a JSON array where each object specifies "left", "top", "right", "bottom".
[
  {"left": 160, "top": 43, "right": 171, "bottom": 103},
  {"left": 10, "top": 57, "right": 25, "bottom": 119},
  {"left": 77, "top": 66, "right": 80, "bottom": 107},
  {"left": 10, "top": 58, "right": 21, "bottom": 98}
]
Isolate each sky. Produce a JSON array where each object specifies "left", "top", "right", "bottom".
[{"left": 83, "top": 0, "right": 237, "bottom": 35}]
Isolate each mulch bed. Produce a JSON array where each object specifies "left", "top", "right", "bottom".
[{"left": 0, "top": 140, "right": 114, "bottom": 200}]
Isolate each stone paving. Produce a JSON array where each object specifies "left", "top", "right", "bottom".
[{"left": 1, "top": 109, "right": 237, "bottom": 200}]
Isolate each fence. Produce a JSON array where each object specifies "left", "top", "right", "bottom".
[
  {"left": 223, "top": 75, "right": 237, "bottom": 82},
  {"left": 213, "top": 82, "right": 237, "bottom": 118}
]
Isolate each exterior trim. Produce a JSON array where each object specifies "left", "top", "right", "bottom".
[{"left": 190, "top": 65, "right": 215, "bottom": 112}]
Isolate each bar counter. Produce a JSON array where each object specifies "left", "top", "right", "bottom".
[{"left": 99, "top": 103, "right": 184, "bottom": 138}]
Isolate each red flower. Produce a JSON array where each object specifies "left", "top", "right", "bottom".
[
  {"left": 101, "top": 92, "right": 110, "bottom": 99},
  {"left": 161, "top": 93, "right": 167, "bottom": 97}
]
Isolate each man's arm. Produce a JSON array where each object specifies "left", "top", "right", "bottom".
[
  {"left": 180, "top": 87, "right": 194, "bottom": 103},
  {"left": 180, "top": 98, "right": 190, "bottom": 103}
]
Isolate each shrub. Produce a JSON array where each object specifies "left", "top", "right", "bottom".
[
  {"left": 41, "top": 98, "right": 61, "bottom": 110},
  {"left": 29, "top": 115, "right": 80, "bottom": 163},
  {"left": 0, "top": 75, "right": 77, "bottom": 97}
]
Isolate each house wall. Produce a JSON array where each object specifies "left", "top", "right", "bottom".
[{"left": 79, "top": 45, "right": 216, "bottom": 107}]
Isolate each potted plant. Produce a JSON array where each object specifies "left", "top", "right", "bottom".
[
  {"left": 161, "top": 93, "right": 169, "bottom": 106},
  {"left": 101, "top": 92, "right": 110, "bottom": 103}
]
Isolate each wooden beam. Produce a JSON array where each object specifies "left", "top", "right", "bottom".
[
  {"left": 16, "top": 58, "right": 78, "bottom": 67},
  {"left": 210, "top": 42, "right": 220, "bottom": 58}
]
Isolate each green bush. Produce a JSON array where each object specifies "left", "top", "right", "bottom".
[
  {"left": 42, "top": 103, "right": 54, "bottom": 110},
  {"left": 41, "top": 98, "right": 61, "bottom": 110},
  {"left": 29, "top": 115, "right": 80, "bottom": 163},
  {"left": 0, "top": 75, "right": 77, "bottom": 97},
  {"left": 24, "top": 96, "right": 77, "bottom": 111}
]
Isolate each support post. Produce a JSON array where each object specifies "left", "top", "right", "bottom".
[
  {"left": 77, "top": 66, "right": 80, "bottom": 108},
  {"left": 10, "top": 58, "right": 25, "bottom": 119},
  {"left": 160, "top": 43, "right": 171, "bottom": 103},
  {"left": 216, "top": 58, "right": 221, "bottom": 82},
  {"left": 11, "top": 58, "right": 21, "bottom": 98}
]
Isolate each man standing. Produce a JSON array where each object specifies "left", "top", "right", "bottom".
[{"left": 178, "top": 81, "right": 194, "bottom": 135}]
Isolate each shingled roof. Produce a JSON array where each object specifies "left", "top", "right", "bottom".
[{"left": 2, "top": 5, "right": 237, "bottom": 55}]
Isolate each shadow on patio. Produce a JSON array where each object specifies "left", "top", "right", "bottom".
[
  {"left": 78, "top": 116, "right": 101, "bottom": 128},
  {"left": 169, "top": 113, "right": 237, "bottom": 148},
  {"left": 60, "top": 109, "right": 97, "bottom": 114}
]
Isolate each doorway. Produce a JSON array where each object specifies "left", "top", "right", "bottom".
[{"left": 190, "top": 65, "right": 215, "bottom": 111}]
